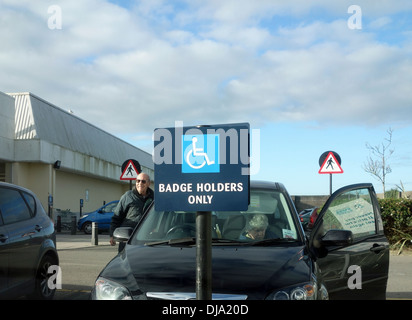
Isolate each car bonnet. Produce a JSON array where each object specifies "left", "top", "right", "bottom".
[{"left": 99, "top": 244, "right": 311, "bottom": 300}]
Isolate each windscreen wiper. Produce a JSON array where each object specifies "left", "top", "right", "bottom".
[
  {"left": 145, "top": 237, "right": 196, "bottom": 246},
  {"left": 211, "top": 238, "right": 246, "bottom": 245},
  {"left": 146, "top": 237, "right": 247, "bottom": 246},
  {"left": 248, "top": 238, "right": 299, "bottom": 246}
]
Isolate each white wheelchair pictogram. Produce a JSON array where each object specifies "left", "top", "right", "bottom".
[{"left": 186, "top": 137, "right": 215, "bottom": 169}]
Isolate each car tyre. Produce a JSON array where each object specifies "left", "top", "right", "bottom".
[
  {"left": 83, "top": 222, "right": 92, "bottom": 234},
  {"left": 30, "top": 254, "right": 59, "bottom": 300}
]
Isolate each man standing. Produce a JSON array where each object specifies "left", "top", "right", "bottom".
[{"left": 110, "top": 172, "right": 154, "bottom": 251}]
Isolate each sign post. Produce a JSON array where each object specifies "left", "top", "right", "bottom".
[
  {"left": 318, "top": 151, "right": 343, "bottom": 195},
  {"left": 196, "top": 211, "right": 212, "bottom": 300},
  {"left": 154, "top": 123, "right": 250, "bottom": 300}
]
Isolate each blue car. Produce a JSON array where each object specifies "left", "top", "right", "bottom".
[{"left": 78, "top": 201, "right": 119, "bottom": 234}]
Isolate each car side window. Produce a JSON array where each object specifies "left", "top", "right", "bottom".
[
  {"left": 22, "top": 192, "right": 36, "bottom": 216},
  {"left": 104, "top": 202, "right": 117, "bottom": 212},
  {"left": 0, "top": 188, "right": 32, "bottom": 225},
  {"left": 322, "top": 187, "right": 376, "bottom": 240}
]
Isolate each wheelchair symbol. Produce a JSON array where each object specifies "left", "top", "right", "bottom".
[
  {"left": 182, "top": 134, "right": 219, "bottom": 173},
  {"left": 186, "top": 137, "right": 215, "bottom": 169}
]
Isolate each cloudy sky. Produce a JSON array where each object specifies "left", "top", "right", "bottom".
[{"left": 1, "top": 0, "right": 412, "bottom": 195}]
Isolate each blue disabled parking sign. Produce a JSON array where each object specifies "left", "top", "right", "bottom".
[
  {"left": 153, "top": 122, "right": 250, "bottom": 211},
  {"left": 182, "top": 134, "right": 219, "bottom": 173}
]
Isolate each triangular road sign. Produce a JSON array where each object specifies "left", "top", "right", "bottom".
[
  {"left": 120, "top": 160, "right": 140, "bottom": 180},
  {"left": 318, "top": 151, "right": 343, "bottom": 174}
]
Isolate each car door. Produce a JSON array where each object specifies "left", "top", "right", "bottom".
[
  {"left": 0, "top": 187, "right": 43, "bottom": 290},
  {"left": 0, "top": 222, "right": 10, "bottom": 293},
  {"left": 310, "top": 183, "right": 389, "bottom": 299}
]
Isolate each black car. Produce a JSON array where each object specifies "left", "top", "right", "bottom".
[
  {"left": 0, "top": 182, "right": 59, "bottom": 300},
  {"left": 91, "top": 181, "right": 389, "bottom": 300}
]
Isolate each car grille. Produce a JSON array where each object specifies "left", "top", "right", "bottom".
[{"left": 146, "top": 292, "right": 247, "bottom": 300}]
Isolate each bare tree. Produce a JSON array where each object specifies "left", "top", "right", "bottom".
[{"left": 363, "top": 128, "right": 394, "bottom": 198}]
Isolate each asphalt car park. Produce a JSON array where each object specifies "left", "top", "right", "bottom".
[{"left": 54, "top": 236, "right": 117, "bottom": 300}]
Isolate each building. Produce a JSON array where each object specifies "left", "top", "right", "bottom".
[{"left": 0, "top": 91, "right": 153, "bottom": 218}]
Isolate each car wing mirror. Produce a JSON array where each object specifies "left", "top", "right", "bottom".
[
  {"left": 113, "top": 227, "right": 134, "bottom": 242},
  {"left": 321, "top": 229, "right": 353, "bottom": 247}
]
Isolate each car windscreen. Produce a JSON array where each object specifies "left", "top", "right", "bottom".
[{"left": 131, "top": 189, "right": 300, "bottom": 245}]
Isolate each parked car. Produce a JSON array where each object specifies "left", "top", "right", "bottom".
[
  {"left": 0, "top": 182, "right": 59, "bottom": 300},
  {"left": 307, "top": 207, "right": 319, "bottom": 229},
  {"left": 78, "top": 200, "right": 119, "bottom": 234},
  {"left": 299, "top": 208, "right": 313, "bottom": 228},
  {"left": 299, "top": 207, "right": 319, "bottom": 230},
  {"left": 92, "top": 181, "right": 389, "bottom": 300}
]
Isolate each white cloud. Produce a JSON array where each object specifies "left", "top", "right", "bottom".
[
  {"left": 1, "top": 0, "right": 412, "bottom": 138},
  {"left": 368, "top": 16, "right": 392, "bottom": 29}
]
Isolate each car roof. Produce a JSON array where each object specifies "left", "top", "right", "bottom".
[
  {"left": 250, "top": 180, "right": 287, "bottom": 192},
  {"left": 0, "top": 181, "right": 33, "bottom": 194}
]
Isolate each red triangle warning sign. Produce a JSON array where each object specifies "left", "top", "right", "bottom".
[
  {"left": 318, "top": 152, "right": 343, "bottom": 174},
  {"left": 120, "top": 160, "right": 140, "bottom": 180}
]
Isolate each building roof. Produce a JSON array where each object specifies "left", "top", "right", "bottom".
[{"left": 9, "top": 92, "right": 153, "bottom": 170}]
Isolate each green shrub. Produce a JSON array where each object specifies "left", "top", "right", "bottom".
[{"left": 379, "top": 198, "right": 412, "bottom": 249}]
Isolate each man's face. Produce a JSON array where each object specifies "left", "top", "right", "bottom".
[{"left": 136, "top": 174, "right": 150, "bottom": 195}]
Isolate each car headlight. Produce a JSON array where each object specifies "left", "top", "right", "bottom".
[
  {"left": 266, "top": 283, "right": 320, "bottom": 300},
  {"left": 91, "top": 277, "right": 132, "bottom": 300},
  {"left": 79, "top": 215, "right": 88, "bottom": 222}
]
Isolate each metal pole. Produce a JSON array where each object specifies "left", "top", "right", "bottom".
[
  {"left": 70, "top": 215, "right": 77, "bottom": 235},
  {"left": 329, "top": 174, "right": 332, "bottom": 195},
  {"left": 196, "top": 211, "right": 212, "bottom": 300},
  {"left": 91, "top": 222, "right": 98, "bottom": 245},
  {"left": 56, "top": 215, "right": 61, "bottom": 233}
]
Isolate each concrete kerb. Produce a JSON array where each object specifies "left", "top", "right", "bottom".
[{"left": 56, "top": 232, "right": 112, "bottom": 250}]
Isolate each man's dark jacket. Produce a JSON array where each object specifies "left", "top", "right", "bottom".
[{"left": 110, "top": 187, "right": 154, "bottom": 236}]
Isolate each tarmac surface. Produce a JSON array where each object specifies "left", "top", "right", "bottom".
[
  {"left": 55, "top": 232, "right": 412, "bottom": 300},
  {"left": 56, "top": 232, "right": 112, "bottom": 250}
]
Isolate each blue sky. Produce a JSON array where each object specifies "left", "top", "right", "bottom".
[{"left": 1, "top": 0, "right": 412, "bottom": 195}]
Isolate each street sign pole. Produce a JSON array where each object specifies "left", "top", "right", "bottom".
[
  {"left": 196, "top": 211, "right": 212, "bottom": 300},
  {"left": 330, "top": 173, "right": 332, "bottom": 196}
]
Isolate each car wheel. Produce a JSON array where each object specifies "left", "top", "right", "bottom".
[
  {"left": 83, "top": 222, "right": 92, "bottom": 234},
  {"left": 30, "top": 254, "right": 59, "bottom": 300}
]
